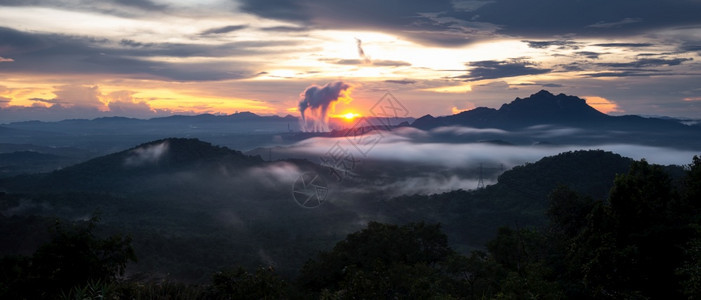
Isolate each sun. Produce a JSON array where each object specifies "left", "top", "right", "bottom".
[{"left": 342, "top": 112, "right": 361, "bottom": 120}]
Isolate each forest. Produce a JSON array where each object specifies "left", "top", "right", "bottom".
[{"left": 1, "top": 152, "right": 700, "bottom": 299}]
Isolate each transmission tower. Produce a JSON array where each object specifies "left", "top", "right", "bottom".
[{"left": 477, "top": 163, "right": 485, "bottom": 189}]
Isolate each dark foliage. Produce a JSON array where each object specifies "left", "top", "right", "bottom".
[{"left": 0, "top": 216, "right": 136, "bottom": 299}]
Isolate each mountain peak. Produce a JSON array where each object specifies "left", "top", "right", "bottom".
[
  {"left": 533, "top": 89, "right": 555, "bottom": 97},
  {"left": 497, "top": 90, "right": 605, "bottom": 121},
  {"left": 412, "top": 90, "right": 609, "bottom": 129}
]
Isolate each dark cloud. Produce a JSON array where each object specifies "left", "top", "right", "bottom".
[
  {"left": 355, "top": 38, "right": 371, "bottom": 64},
  {"left": 523, "top": 40, "right": 579, "bottom": 49},
  {"left": 458, "top": 59, "right": 551, "bottom": 81},
  {"left": 679, "top": 43, "right": 701, "bottom": 55},
  {"left": 260, "top": 26, "right": 309, "bottom": 32},
  {"left": 598, "top": 58, "right": 693, "bottom": 68},
  {"left": 0, "top": 96, "right": 10, "bottom": 108},
  {"left": 0, "top": 27, "right": 299, "bottom": 81},
  {"left": 111, "top": 0, "right": 166, "bottom": 11},
  {"left": 0, "top": 0, "right": 168, "bottom": 16},
  {"left": 458, "top": 0, "right": 701, "bottom": 38},
  {"left": 239, "top": 0, "right": 701, "bottom": 46},
  {"left": 384, "top": 79, "right": 416, "bottom": 85},
  {"left": 30, "top": 97, "right": 61, "bottom": 104},
  {"left": 541, "top": 83, "right": 563, "bottom": 88},
  {"left": 593, "top": 43, "right": 654, "bottom": 48},
  {"left": 585, "top": 70, "right": 669, "bottom": 78},
  {"left": 587, "top": 17, "right": 642, "bottom": 28},
  {"left": 370, "top": 60, "right": 412, "bottom": 67},
  {"left": 323, "top": 58, "right": 411, "bottom": 67},
  {"left": 200, "top": 25, "right": 248, "bottom": 35},
  {"left": 576, "top": 51, "right": 602, "bottom": 59},
  {"left": 238, "top": 0, "right": 486, "bottom": 46}
]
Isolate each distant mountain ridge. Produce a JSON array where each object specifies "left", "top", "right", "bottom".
[{"left": 412, "top": 90, "right": 690, "bottom": 130}]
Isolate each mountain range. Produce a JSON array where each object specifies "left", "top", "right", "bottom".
[{"left": 413, "top": 90, "right": 696, "bottom": 131}]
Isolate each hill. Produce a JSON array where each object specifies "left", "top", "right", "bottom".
[
  {"left": 0, "top": 141, "right": 683, "bottom": 281},
  {"left": 412, "top": 90, "right": 690, "bottom": 131},
  {"left": 375, "top": 150, "right": 641, "bottom": 251}
]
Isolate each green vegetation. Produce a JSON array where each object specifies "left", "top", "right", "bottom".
[
  {"left": 0, "top": 216, "right": 136, "bottom": 299},
  {"left": 1, "top": 148, "right": 700, "bottom": 298}
]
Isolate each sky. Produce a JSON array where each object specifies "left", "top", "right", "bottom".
[{"left": 1, "top": 0, "right": 701, "bottom": 122}]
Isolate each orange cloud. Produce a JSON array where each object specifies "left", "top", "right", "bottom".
[
  {"left": 683, "top": 97, "right": 701, "bottom": 101},
  {"left": 583, "top": 96, "right": 623, "bottom": 114},
  {"left": 451, "top": 102, "right": 476, "bottom": 114}
]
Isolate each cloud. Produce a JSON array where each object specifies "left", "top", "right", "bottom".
[
  {"left": 1, "top": 85, "right": 171, "bottom": 121},
  {"left": 0, "top": 0, "right": 170, "bottom": 18},
  {"left": 124, "top": 141, "right": 169, "bottom": 167},
  {"left": 0, "top": 97, "right": 10, "bottom": 108},
  {"left": 384, "top": 79, "right": 416, "bottom": 85},
  {"left": 459, "top": 59, "right": 551, "bottom": 81},
  {"left": 583, "top": 96, "right": 623, "bottom": 114},
  {"left": 105, "top": 90, "right": 163, "bottom": 118},
  {"left": 298, "top": 82, "right": 352, "bottom": 132},
  {"left": 593, "top": 43, "right": 654, "bottom": 48},
  {"left": 541, "top": 83, "right": 563, "bottom": 88},
  {"left": 452, "top": 0, "right": 701, "bottom": 38},
  {"left": 355, "top": 38, "right": 371, "bottom": 64},
  {"left": 53, "top": 85, "right": 105, "bottom": 109},
  {"left": 522, "top": 40, "right": 579, "bottom": 49},
  {"left": 0, "top": 56, "right": 14, "bottom": 62},
  {"left": 238, "top": 0, "right": 494, "bottom": 46},
  {"left": 598, "top": 58, "right": 693, "bottom": 68},
  {"left": 200, "top": 25, "right": 248, "bottom": 35},
  {"left": 576, "top": 51, "right": 602, "bottom": 59},
  {"left": 325, "top": 58, "right": 411, "bottom": 67},
  {"left": 287, "top": 127, "right": 700, "bottom": 168},
  {"left": 236, "top": 0, "right": 701, "bottom": 47},
  {"left": 587, "top": 17, "right": 642, "bottom": 28},
  {"left": 451, "top": 103, "right": 476, "bottom": 114},
  {"left": 259, "top": 25, "right": 309, "bottom": 32},
  {"left": 379, "top": 175, "right": 487, "bottom": 197},
  {"left": 0, "top": 26, "right": 271, "bottom": 81},
  {"left": 246, "top": 162, "right": 303, "bottom": 187}
]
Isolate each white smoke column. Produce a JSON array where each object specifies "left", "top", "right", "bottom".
[
  {"left": 298, "top": 82, "right": 352, "bottom": 132},
  {"left": 355, "top": 38, "right": 371, "bottom": 64}
]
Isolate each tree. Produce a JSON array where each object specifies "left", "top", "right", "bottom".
[
  {"left": 0, "top": 216, "right": 136, "bottom": 299},
  {"left": 298, "top": 222, "right": 462, "bottom": 298},
  {"left": 211, "top": 266, "right": 288, "bottom": 299}
]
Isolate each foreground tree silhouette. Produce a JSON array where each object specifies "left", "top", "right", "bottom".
[
  {"left": 298, "top": 222, "right": 466, "bottom": 298},
  {"left": 0, "top": 216, "right": 136, "bottom": 299}
]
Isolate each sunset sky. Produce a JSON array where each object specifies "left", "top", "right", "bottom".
[{"left": 1, "top": 0, "right": 701, "bottom": 122}]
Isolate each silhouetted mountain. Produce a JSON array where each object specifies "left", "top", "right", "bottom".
[
  {"left": 412, "top": 90, "right": 688, "bottom": 131},
  {"left": 0, "top": 138, "right": 264, "bottom": 192}
]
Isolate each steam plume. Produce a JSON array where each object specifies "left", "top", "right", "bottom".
[
  {"left": 355, "top": 38, "right": 371, "bottom": 64},
  {"left": 298, "top": 82, "right": 352, "bottom": 132}
]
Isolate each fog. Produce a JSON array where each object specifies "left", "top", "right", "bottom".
[{"left": 287, "top": 126, "right": 699, "bottom": 168}]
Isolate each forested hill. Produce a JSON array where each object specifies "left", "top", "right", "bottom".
[
  {"left": 0, "top": 138, "right": 265, "bottom": 192},
  {"left": 378, "top": 150, "right": 643, "bottom": 249},
  {"left": 0, "top": 141, "right": 687, "bottom": 283}
]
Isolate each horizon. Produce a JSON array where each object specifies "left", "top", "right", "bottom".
[
  {"left": 3, "top": 89, "right": 698, "bottom": 124},
  {"left": 2, "top": 1, "right": 701, "bottom": 122}
]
